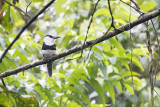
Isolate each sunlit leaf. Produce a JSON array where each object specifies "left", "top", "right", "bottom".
[
  {"left": 140, "top": 1, "right": 156, "bottom": 12},
  {"left": 123, "top": 83, "right": 134, "bottom": 95},
  {"left": 53, "top": 73, "right": 67, "bottom": 79},
  {"left": 93, "top": 8, "right": 110, "bottom": 18}
]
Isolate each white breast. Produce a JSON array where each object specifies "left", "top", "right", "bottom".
[{"left": 44, "top": 36, "right": 55, "bottom": 46}]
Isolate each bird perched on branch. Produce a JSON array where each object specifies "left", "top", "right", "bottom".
[{"left": 42, "top": 35, "right": 60, "bottom": 77}]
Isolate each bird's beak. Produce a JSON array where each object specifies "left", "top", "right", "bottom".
[{"left": 55, "top": 36, "right": 60, "bottom": 39}]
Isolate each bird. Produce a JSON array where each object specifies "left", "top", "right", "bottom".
[{"left": 42, "top": 35, "right": 60, "bottom": 77}]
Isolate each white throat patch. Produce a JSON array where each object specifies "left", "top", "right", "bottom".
[{"left": 44, "top": 36, "right": 55, "bottom": 46}]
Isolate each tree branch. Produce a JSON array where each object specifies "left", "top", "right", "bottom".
[
  {"left": 0, "top": 0, "right": 56, "bottom": 63},
  {"left": 0, "top": 8, "right": 160, "bottom": 79}
]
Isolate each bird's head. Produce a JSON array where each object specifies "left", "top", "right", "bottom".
[{"left": 44, "top": 35, "right": 60, "bottom": 45}]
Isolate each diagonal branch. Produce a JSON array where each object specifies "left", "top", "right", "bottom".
[
  {"left": 0, "top": 0, "right": 56, "bottom": 63},
  {"left": 0, "top": 8, "right": 160, "bottom": 79}
]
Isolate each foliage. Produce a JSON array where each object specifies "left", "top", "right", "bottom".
[{"left": 0, "top": 0, "right": 160, "bottom": 107}]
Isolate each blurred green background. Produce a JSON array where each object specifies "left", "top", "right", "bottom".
[{"left": 0, "top": 0, "right": 160, "bottom": 106}]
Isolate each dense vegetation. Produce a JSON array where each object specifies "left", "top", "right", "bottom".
[{"left": 0, "top": 0, "right": 159, "bottom": 106}]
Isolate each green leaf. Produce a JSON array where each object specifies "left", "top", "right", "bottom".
[
  {"left": 11, "top": 6, "right": 24, "bottom": 28},
  {"left": 62, "top": 94, "right": 82, "bottom": 105},
  {"left": 68, "top": 77, "right": 86, "bottom": 90},
  {"left": 0, "top": 91, "right": 39, "bottom": 107},
  {"left": 1, "top": 4, "right": 13, "bottom": 33},
  {"left": 29, "top": 74, "right": 38, "bottom": 84},
  {"left": 67, "top": 86, "right": 90, "bottom": 104},
  {"left": 95, "top": 61, "right": 107, "bottom": 79},
  {"left": 90, "top": 78, "right": 105, "bottom": 105},
  {"left": 34, "top": 83, "right": 47, "bottom": 101},
  {"left": 14, "top": 50, "right": 30, "bottom": 64},
  {"left": 104, "top": 80, "right": 115, "bottom": 104},
  {"left": 20, "top": 96, "right": 39, "bottom": 107},
  {"left": 94, "top": 8, "right": 109, "bottom": 18},
  {"left": 140, "top": 1, "right": 156, "bottom": 12},
  {"left": 0, "top": 93, "right": 13, "bottom": 106},
  {"left": 47, "top": 100, "right": 58, "bottom": 107},
  {"left": 133, "top": 48, "right": 148, "bottom": 57},
  {"left": 103, "top": 41, "right": 111, "bottom": 52},
  {"left": 123, "top": 83, "right": 134, "bottom": 95},
  {"left": 71, "top": 72, "right": 90, "bottom": 83},
  {"left": 132, "top": 57, "right": 144, "bottom": 71},
  {"left": 0, "top": 61, "right": 7, "bottom": 73},
  {"left": 68, "top": 19, "right": 74, "bottom": 29},
  {"left": 109, "top": 38, "right": 125, "bottom": 53},
  {"left": 44, "top": 88, "right": 53, "bottom": 101},
  {"left": 2, "top": 56, "right": 17, "bottom": 70},
  {"left": 67, "top": 102, "right": 81, "bottom": 107},
  {"left": 0, "top": 85, "right": 9, "bottom": 97},
  {"left": 119, "top": 58, "right": 130, "bottom": 70},
  {"left": 30, "top": 0, "right": 43, "bottom": 2},
  {"left": 53, "top": 73, "right": 67, "bottom": 79},
  {"left": 89, "top": 103, "right": 110, "bottom": 107},
  {"left": 47, "top": 78, "right": 62, "bottom": 92},
  {"left": 122, "top": 71, "right": 141, "bottom": 77},
  {"left": 118, "top": 7, "right": 136, "bottom": 21},
  {"left": 87, "top": 62, "right": 98, "bottom": 78},
  {"left": 54, "top": 0, "right": 67, "bottom": 15},
  {"left": 126, "top": 77, "right": 142, "bottom": 89},
  {"left": 112, "top": 81, "right": 122, "bottom": 93}
]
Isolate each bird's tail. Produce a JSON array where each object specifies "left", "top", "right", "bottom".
[{"left": 47, "top": 62, "right": 52, "bottom": 77}]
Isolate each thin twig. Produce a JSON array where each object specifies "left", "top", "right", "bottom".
[
  {"left": 84, "top": 24, "right": 112, "bottom": 62},
  {"left": 4, "top": 0, "right": 31, "bottom": 19},
  {"left": 129, "top": 1, "right": 136, "bottom": 106},
  {"left": 146, "top": 29, "right": 154, "bottom": 107},
  {"left": 85, "top": 0, "right": 115, "bottom": 62},
  {"left": 150, "top": 20, "right": 160, "bottom": 85},
  {"left": 0, "top": 78, "right": 6, "bottom": 87},
  {"left": 0, "top": 8, "right": 160, "bottom": 79},
  {"left": 0, "top": 0, "right": 56, "bottom": 63},
  {"left": 84, "top": 46, "right": 92, "bottom": 62},
  {"left": 131, "top": 0, "right": 140, "bottom": 10},
  {"left": 108, "top": 0, "right": 116, "bottom": 30},
  {"left": 81, "top": 0, "right": 101, "bottom": 57},
  {"left": 26, "top": 2, "right": 32, "bottom": 13},
  {"left": 120, "top": 0, "right": 144, "bottom": 14},
  {"left": 154, "top": 88, "right": 160, "bottom": 97},
  {"left": 84, "top": 2, "right": 114, "bottom": 62}
]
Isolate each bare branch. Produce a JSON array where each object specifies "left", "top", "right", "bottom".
[
  {"left": 0, "top": 0, "right": 56, "bottom": 63},
  {"left": 0, "top": 8, "right": 160, "bottom": 79}
]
